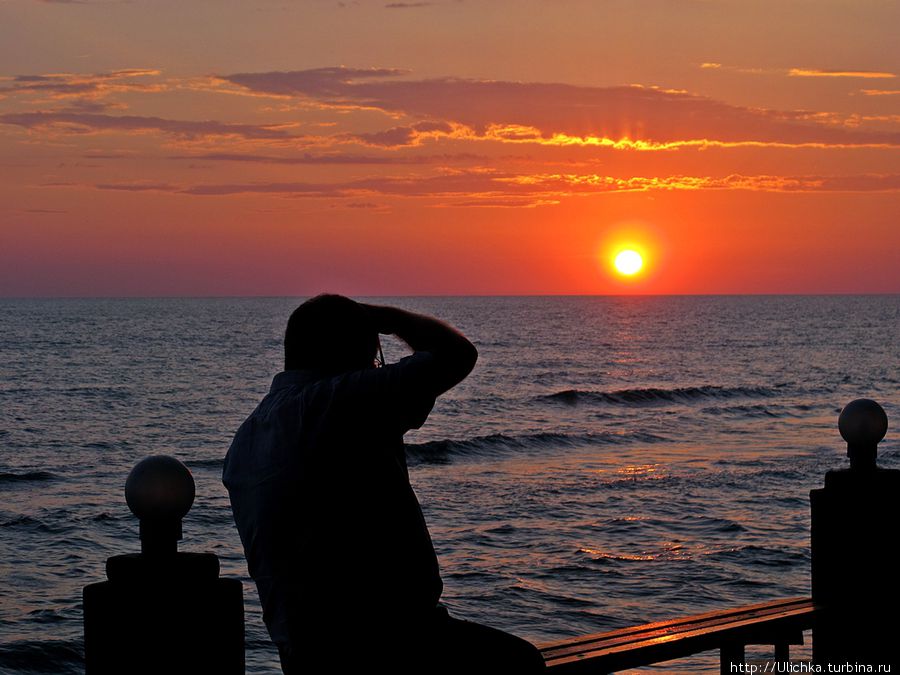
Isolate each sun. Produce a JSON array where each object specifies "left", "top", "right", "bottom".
[{"left": 614, "top": 249, "right": 643, "bottom": 276}]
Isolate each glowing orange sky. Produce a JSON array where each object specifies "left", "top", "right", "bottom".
[{"left": 1, "top": 0, "right": 898, "bottom": 295}]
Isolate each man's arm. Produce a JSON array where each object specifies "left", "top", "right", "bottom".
[{"left": 361, "top": 304, "right": 478, "bottom": 397}]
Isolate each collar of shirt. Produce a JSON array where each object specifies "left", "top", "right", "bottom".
[{"left": 269, "top": 369, "right": 321, "bottom": 393}]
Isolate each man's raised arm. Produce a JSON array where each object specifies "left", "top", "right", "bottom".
[{"left": 362, "top": 304, "right": 478, "bottom": 397}]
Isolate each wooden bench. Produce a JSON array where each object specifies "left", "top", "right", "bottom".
[{"left": 539, "top": 597, "right": 816, "bottom": 674}]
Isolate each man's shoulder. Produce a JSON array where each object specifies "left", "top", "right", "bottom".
[{"left": 223, "top": 383, "right": 315, "bottom": 486}]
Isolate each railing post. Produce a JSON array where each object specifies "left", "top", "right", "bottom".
[
  {"left": 773, "top": 641, "right": 790, "bottom": 662},
  {"left": 720, "top": 642, "right": 744, "bottom": 675},
  {"left": 83, "top": 455, "right": 245, "bottom": 674},
  {"left": 810, "top": 399, "right": 898, "bottom": 670}
]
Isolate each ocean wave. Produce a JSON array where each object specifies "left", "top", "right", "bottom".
[
  {"left": 0, "top": 471, "right": 57, "bottom": 484},
  {"left": 578, "top": 539, "right": 727, "bottom": 563},
  {"left": 598, "top": 514, "right": 747, "bottom": 535},
  {"left": 406, "top": 430, "right": 664, "bottom": 463},
  {"left": 0, "top": 638, "right": 83, "bottom": 675},
  {"left": 81, "top": 441, "right": 116, "bottom": 450},
  {"left": 507, "top": 582, "right": 595, "bottom": 608},
  {"left": 0, "top": 514, "right": 77, "bottom": 535},
  {"left": 705, "top": 544, "right": 809, "bottom": 567},
  {"left": 672, "top": 514, "right": 748, "bottom": 534},
  {"left": 538, "top": 385, "right": 787, "bottom": 406},
  {"left": 579, "top": 546, "right": 661, "bottom": 562},
  {"left": 700, "top": 404, "right": 783, "bottom": 418},
  {"left": 185, "top": 458, "right": 224, "bottom": 469},
  {"left": 579, "top": 539, "right": 801, "bottom": 566},
  {"left": 1, "top": 515, "right": 52, "bottom": 531}
]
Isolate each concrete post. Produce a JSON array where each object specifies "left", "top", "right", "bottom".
[
  {"left": 83, "top": 455, "right": 244, "bottom": 674},
  {"left": 810, "top": 399, "right": 898, "bottom": 669}
]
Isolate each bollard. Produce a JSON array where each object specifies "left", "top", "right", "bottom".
[
  {"left": 83, "top": 455, "right": 244, "bottom": 675},
  {"left": 810, "top": 399, "right": 898, "bottom": 669}
]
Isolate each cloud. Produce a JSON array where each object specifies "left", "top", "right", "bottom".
[
  {"left": 0, "top": 111, "right": 295, "bottom": 140},
  {"left": 179, "top": 182, "right": 339, "bottom": 197},
  {"left": 385, "top": 2, "right": 431, "bottom": 7},
  {"left": 218, "top": 68, "right": 900, "bottom": 147},
  {"left": 166, "top": 151, "right": 484, "bottom": 165},
  {"left": 860, "top": 89, "right": 900, "bottom": 97},
  {"left": 223, "top": 67, "right": 407, "bottom": 100},
  {"left": 789, "top": 69, "right": 896, "bottom": 79},
  {"left": 94, "top": 182, "right": 180, "bottom": 191},
  {"left": 439, "top": 198, "right": 560, "bottom": 208},
  {"left": 83, "top": 171, "right": 900, "bottom": 201},
  {"left": 82, "top": 151, "right": 132, "bottom": 159},
  {"left": 1, "top": 69, "right": 165, "bottom": 100},
  {"left": 61, "top": 100, "right": 122, "bottom": 113},
  {"left": 349, "top": 120, "right": 456, "bottom": 147},
  {"left": 700, "top": 63, "right": 898, "bottom": 82},
  {"left": 512, "top": 172, "right": 900, "bottom": 193}
]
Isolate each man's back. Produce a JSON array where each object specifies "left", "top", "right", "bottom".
[{"left": 223, "top": 351, "right": 443, "bottom": 651}]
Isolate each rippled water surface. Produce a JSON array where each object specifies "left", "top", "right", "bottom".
[{"left": 1, "top": 296, "right": 898, "bottom": 673}]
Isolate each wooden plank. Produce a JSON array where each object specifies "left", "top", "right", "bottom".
[
  {"left": 546, "top": 620, "right": 807, "bottom": 673},
  {"left": 542, "top": 623, "right": 810, "bottom": 672},
  {"left": 540, "top": 598, "right": 816, "bottom": 673},
  {"left": 539, "top": 597, "right": 810, "bottom": 655},
  {"left": 545, "top": 608, "right": 811, "bottom": 666},
  {"left": 541, "top": 598, "right": 813, "bottom": 660}
]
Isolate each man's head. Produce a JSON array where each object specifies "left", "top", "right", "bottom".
[{"left": 284, "top": 294, "right": 379, "bottom": 374}]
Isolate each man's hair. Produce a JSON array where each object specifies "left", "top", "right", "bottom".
[{"left": 284, "top": 294, "right": 378, "bottom": 373}]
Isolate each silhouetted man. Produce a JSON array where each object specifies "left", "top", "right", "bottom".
[{"left": 223, "top": 295, "right": 545, "bottom": 674}]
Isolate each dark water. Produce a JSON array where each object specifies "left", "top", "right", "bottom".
[{"left": 1, "top": 296, "right": 898, "bottom": 673}]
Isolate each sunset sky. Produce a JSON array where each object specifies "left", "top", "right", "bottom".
[{"left": 2, "top": 0, "right": 898, "bottom": 296}]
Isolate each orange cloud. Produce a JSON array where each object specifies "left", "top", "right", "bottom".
[
  {"left": 1, "top": 69, "right": 166, "bottom": 101},
  {"left": 482, "top": 127, "right": 898, "bottom": 150},
  {"left": 498, "top": 172, "right": 900, "bottom": 193},
  {"left": 220, "top": 68, "right": 900, "bottom": 148},
  {"left": 437, "top": 198, "right": 560, "bottom": 208},
  {"left": 166, "top": 151, "right": 484, "bottom": 165},
  {"left": 700, "top": 64, "right": 898, "bottom": 81},
  {"left": 348, "top": 120, "right": 461, "bottom": 147},
  {"left": 76, "top": 171, "right": 900, "bottom": 200},
  {"left": 93, "top": 181, "right": 179, "bottom": 191},
  {"left": 788, "top": 69, "right": 896, "bottom": 79},
  {"left": 0, "top": 111, "right": 297, "bottom": 140}
]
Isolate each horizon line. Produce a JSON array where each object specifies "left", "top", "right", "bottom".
[{"left": 2, "top": 292, "right": 899, "bottom": 300}]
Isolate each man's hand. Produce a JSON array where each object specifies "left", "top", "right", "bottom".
[
  {"left": 359, "top": 302, "right": 477, "bottom": 396},
  {"left": 360, "top": 303, "right": 399, "bottom": 336}
]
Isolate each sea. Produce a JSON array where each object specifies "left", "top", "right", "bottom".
[{"left": 1, "top": 296, "right": 898, "bottom": 674}]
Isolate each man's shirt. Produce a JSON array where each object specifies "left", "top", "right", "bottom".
[{"left": 222, "top": 352, "right": 443, "bottom": 650}]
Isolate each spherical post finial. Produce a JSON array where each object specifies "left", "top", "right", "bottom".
[
  {"left": 838, "top": 399, "right": 888, "bottom": 471},
  {"left": 125, "top": 455, "right": 195, "bottom": 555}
]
